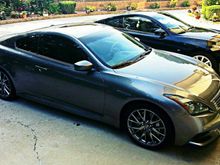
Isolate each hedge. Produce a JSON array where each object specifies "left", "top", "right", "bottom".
[
  {"left": 203, "top": 0, "right": 220, "bottom": 6},
  {"left": 205, "top": 5, "right": 220, "bottom": 19},
  {"left": 59, "top": 1, "right": 76, "bottom": 14}
]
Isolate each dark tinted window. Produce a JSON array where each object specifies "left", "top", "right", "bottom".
[
  {"left": 105, "top": 17, "right": 124, "bottom": 28},
  {"left": 124, "top": 17, "right": 160, "bottom": 33},
  {"left": 16, "top": 35, "right": 38, "bottom": 53},
  {"left": 38, "top": 35, "right": 88, "bottom": 64}
]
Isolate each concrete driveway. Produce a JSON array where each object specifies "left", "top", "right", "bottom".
[{"left": 0, "top": 10, "right": 220, "bottom": 165}]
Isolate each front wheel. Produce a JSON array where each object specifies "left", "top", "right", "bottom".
[
  {"left": 193, "top": 55, "right": 217, "bottom": 71},
  {"left": 124, "top": 105, "right": 173, "bottom": 150},
  {"left": 0, "top": 70, "right": 16, "bottom": 100}
]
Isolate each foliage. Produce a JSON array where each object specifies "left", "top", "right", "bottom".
[
  {"left": 168, "top": 0, "right": 178, "bottom": 8},
  {"left": 20, "top": 10, "right": 27, "bottom": 15},
  {"left": 104, "top": 3, "right": 117, "bottom": 11},
  {"left": 59, "top": 1, "right": 76, "bottom": 14},
  {"left": 210, "top": 11, "right": 220, "bottom": 21},
  {"left": 10, "top": 10, "right": 19, "bottom": 18},
  {"left": 149, "top": 2, "right": 160, "bottom": 9},
  {"left": 0, "top": 1, "right": 6, "bottom": 12},
  {"left": 202, "top": 0, "right": 220, "bottom": 20},
  {"left": 205, "top": 5, "right": 220, "bottom": 19},
  {"left": 85, "top": 6, "right": 96, "bottom": 12},
  {"left": 0, "top": 11, "right": 6, "bottom": 20},
  {"left": 126, "top": 2, "right": 138, "bottom": 10},
  {"left": 48, "top": 2, "right": 60, "bottom": 14},
  {"left": 4, "top": 6, "right": 12, "bottom": 16},
  {"left": 203, "top": 0, "right": 220, "bottom": 6},
  {"left": 181, "top": 0, "right": 190, "bottom": 7}
]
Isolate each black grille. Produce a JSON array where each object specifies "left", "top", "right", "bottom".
[{"left": 211, "top": 90, "right": 220, "bottom": 110}]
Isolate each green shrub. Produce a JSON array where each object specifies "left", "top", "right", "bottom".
[
  {"left": 4, "top": 7, "right": 12, "bottom": 16},
  {"left": 202, "top": 0, "right": 220, "bottom": 15},
  {"left": 0, "top": 2, "right": 5, "bottom": 12},
  {"left": 149, "top": 2, "right": 160, "bottom": 9},
  {"left": 127, "top": 2, "right": 138, "bottom": 10},
  {"left": 205, "top": 5, "right": 220, "bottom": 19},
  {"left": 202, "top": 4, "right": 207, "bottom": 14},
  {"left": 203, "top": 0, "right": 220, "bottom": 6},
  {"left": 10, "top": 11, "right": 19, "bottom": 18},
  {"left": 59, "top": 1, "right": 76, "bottom": 14},
  {"left": 48, "top": 3, "right": 61, "bottom": 14},
  {"left": 168, "top": 0, "right": 178, "bottom": 8},
  {"left": 85, "top": 6, "right": 96, "bottom": 12},
  {"left": 0, "top": 11, "right": 6, "bottom": 20},
  {"left": 181, "top": 0, "right": 190, "bottom": 7},
  {"left": 105, "top": 3, "right": 117, "bottom": 11}
]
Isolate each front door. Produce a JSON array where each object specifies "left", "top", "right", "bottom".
[{"left": 15, "top": 33, "right": 104, "bottom": 114}]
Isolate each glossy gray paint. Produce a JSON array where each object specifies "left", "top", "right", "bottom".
[{"left": 0, "top": 24, "right": 220, "bottom": 145}]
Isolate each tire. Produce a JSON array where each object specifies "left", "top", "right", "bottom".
[
  {"left": 0, "top": 70, "right": 16, "bottom": 100},
  {"left": 123, "top": 104, "right": 173, "bottom": 150},
  {"left": 193, "top": 54, "right": 218, "bottom": 72}
]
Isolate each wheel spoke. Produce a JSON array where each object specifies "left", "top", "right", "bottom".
[
  {"left": 131, "top": 114, "right": 141, "bottom": 123},
  {"left": 128, "top": 125, "right": 143, "bottom": 130},
  {"left": 0, "top": 71, "right": 12, "bottom": 98},
  {"left": 150, "top": 119, "right": 161, "bottom": 125},
  {"left": 194, "top": 55, "right": 212, "bottom": 67},
  {"left": 137, "top": 110, "right": 145, "bottom": 121},
  {"left": 139, "top": 131, "right": 146, "bottom": 141},
  {"left": 150, "top": 132, "right": 161, "bottom": 143},
  {"left": 127, "top": 108, "right": 167, "bottom": 147},
  {"left": 150, "top": 112, "right": 154, "bottom": 121},
  {"left": 152, "top": 128, "right": 165, "bottom": 136},
  {"left": 201, "top": 56, "right": 204, "bottom": 62},
  {"left": 4, "top": 86, "right": 10, "bottom": 95},
  {"left": 128, "top": 119, "right": 140, "bottom": 124}
]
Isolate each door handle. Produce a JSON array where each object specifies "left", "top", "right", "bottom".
[{"left": 35, "top": 65, "right": 48, "bottom": 72}]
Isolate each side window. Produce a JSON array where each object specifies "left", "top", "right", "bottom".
[
  {"left": 124, "top": 17, "right": 160, "bottom": 33},
  {"left": 105, "top": 17, "right": 124, "bottom": 28},
  {"left": 16, "top": 35, "right": 38, "bottom": 54},
  {"left": 38, "top": 35, "right": 88, "bottom": 64},
  {"left": 124, "top": 17, "right": 139, "bottom": 31}
]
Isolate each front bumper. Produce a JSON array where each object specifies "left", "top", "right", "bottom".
[
  {"left": 174, "top": 112, "right": 220, "bottom": 146},
  {"left": 189, "top": 129, "right": 220, "bottom": 146}
]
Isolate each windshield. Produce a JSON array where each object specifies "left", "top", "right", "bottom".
[
  {"left": 154, "top": 14, "right": 191, "bottom": 34},
  {"left": 80, "top": 30, "right": 149, "bottom": 68}
]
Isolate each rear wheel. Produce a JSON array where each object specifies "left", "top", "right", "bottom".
[
  {"left": 124, "top": 105, "right": 173, "bottom": 150},
  {"left": 0, "top": 70, "right": 16, "bottom": 100}
]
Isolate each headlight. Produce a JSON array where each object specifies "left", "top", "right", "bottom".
[
  {"left": 208, "top": 35, "right": 220, "bottom": 52},
  {"left": 165, "top": 95, "right": 213, "bottom": 115}
]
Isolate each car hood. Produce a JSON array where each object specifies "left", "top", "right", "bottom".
[
  {"left": 179, "top": 30, "right": 216, "bottom": 41},
  {"left": 114, "top": 50, "right": 220, "bottom": 100}
]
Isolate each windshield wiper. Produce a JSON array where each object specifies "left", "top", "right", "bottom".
[{"left": 112, "top": 49, "right": 152, "bottom": 69}]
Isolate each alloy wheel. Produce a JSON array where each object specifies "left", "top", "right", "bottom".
[
  {"left": 127, "top": 109, "right": 166, "bottom": 147},
  {"left": 194, "top": 55, "right": 212, "bottom": 67},
  {"left": 0, "top": 71, "right": 12, "bottom": 98}
]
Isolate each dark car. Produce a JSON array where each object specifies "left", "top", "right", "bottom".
[
  {"left": 0, "top": 24, "right": 220, "bottom": 150},
  {"left": 96, "top": 12, "right": 220, "bottom": 72}
]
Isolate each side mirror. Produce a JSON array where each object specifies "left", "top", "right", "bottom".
[
  {"left": 154, "top": 28, "right": 166, "bottom": 38},
  {"left": 74, "top": 60, "right": 93, "bottom": 71}
]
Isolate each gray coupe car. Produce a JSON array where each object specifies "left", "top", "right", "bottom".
[{"left": 0, "top": 23, "right": 220, "bottom": 149}]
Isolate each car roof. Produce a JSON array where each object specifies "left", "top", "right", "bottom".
[
  {"left": 102, "top": 12, "right": 163, "bottom": 19},
  {"left": 33, "top": 23, "right": 115, "bottom": 38}
]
